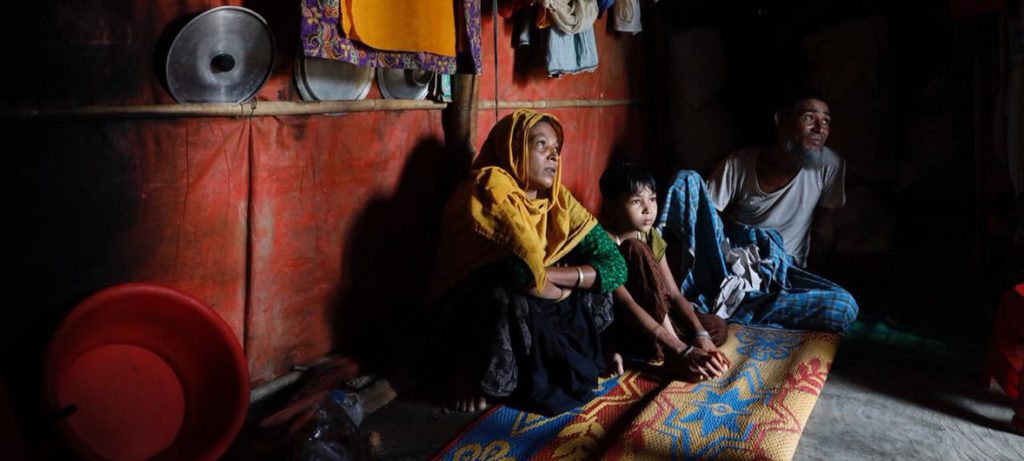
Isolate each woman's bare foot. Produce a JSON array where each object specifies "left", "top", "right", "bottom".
[
  {"left": 611, "top": 352, "right": 625, "bottom": 376},
  {"left": 447, "top": 374, "right": 488, "bottom": 413},
  {"left": 449, "top": 395, "right": 488, "bottom": 413},
  {"left": 662, "top": 356, "right": 705, "bottom": 382}
]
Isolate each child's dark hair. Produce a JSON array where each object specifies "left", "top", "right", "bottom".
[{"left": 599, "top": 160, "right": 657, "bottom": 199}]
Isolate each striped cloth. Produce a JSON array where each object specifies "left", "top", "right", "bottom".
[{"left": 657, "top": 170, "right": 858, "bottom": 332}]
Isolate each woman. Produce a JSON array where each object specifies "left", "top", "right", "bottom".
[{"left": 430, "top": 109, "right": 626, "bottom": 415}]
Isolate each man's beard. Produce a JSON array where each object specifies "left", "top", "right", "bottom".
[{"left": 787, "top": 144, "right": 824, "bottom": 168}]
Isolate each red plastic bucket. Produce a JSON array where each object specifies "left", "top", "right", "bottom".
[{"left": 45, "top": 284, "right": 249, "bottom": 461}]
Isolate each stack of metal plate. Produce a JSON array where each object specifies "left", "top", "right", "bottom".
[
  {"left": 294, "top": 56, "right": 374, "bottom": 101},
  {"left": 376, "top": 68, "right": 434, "bottom": 100}
]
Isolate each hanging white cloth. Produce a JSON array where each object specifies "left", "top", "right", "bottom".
[
  {"left": 613, "top": 0, "right": 642, "bottom": 34},
  {"left": 539, "top": 0, "right": 599, "bottom": 35}
]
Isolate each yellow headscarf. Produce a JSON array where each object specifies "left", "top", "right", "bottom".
[{"left": 430, "top": 109, "right": 598, "bottom": 299}]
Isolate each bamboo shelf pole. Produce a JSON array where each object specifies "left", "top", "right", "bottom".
[
  {"left": 1, "top": 98, "right": 638, "bottom": 120},
  {"left": 478, "top": 99, "right": 638, "bottom": 109},
  {"left": 1, "top": 99, "right": 448, "bottom": 120}
]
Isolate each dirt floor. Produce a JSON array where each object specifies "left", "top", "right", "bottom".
[{"left": 795, "top": 337, "right": 1024, "bottom": 460}]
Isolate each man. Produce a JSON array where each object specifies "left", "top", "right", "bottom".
[
  {"left": 655, "top": 91, "right": 857, "bottom": 333},
  {"left": 707, "top": 92, "right": 845, "bottom": 268}
]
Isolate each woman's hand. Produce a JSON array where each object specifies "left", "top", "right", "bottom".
[
  {"left": 687, "top": 348, "right": 729, "bottom": 379},
  {"left": 545, "top": 265, "right": 596, "bottom": 290},
  {"left": 665, "top": 347, "right": 730, "bottom": 381},
  {"left": 707, "top": 349, "right": 731, "bottom": 371},
  {"left": 525, "top": 280, "right": 573, "bottom": 301},
  {"left": 695, "top": 336, "right": 718, "bottom": 353}
]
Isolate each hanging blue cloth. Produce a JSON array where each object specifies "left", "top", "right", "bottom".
[
  {"left": 546, "top": 26, "right": 599, "bottom": 76},
  {"left": 656, "top": 170, "right": 858, "bottom": 332}
]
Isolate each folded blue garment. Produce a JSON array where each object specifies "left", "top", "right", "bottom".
[{"left": 547, "top": 26, "right": 599, "bottom": 77}]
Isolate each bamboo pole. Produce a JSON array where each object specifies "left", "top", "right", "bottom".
[
  {"left": 478, "top": 99, "right": 638, "bottom": 109},
  {"left": 443, "top": 74, "right": 481, "bottom": 173},
  {"left": 1, "top": 99, "right": 448, "bottom": 120},
  {"left": 0, "top": 98, "right": 638, "bottom": 121}
]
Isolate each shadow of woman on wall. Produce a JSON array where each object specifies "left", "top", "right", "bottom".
[{"left": 331, "top": 136, "right": 466, "bottom": 387}]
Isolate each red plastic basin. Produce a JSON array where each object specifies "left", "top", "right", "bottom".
[{"left": 45, "top": 284, "right": 249, "bottom": 461}]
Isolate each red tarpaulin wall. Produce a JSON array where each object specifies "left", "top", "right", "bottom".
[{"left": 9, "top": 1, "right": 645, "bottom": 384}]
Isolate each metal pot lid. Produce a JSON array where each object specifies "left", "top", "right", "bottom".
[
  {"left": 166, "top": 6, "right": 275, "bottom": 103},
  {"left": 295, "top": 56, "right": 374, "bottom": 101},
  {"left": 294, "top": 59, "right": 314, "bottom": 102},
  {"left": 377, "top": 68, "right": 433, "bottom": 100}
]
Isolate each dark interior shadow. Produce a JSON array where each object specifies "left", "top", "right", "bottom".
[
  {"left": 0, "top": 298, "right": 85, "bottom": 461},
  {"left": 6, "top": 119, "right": 141, "bottom": 459},
  {"left": 602, "top": 143, "right": 642, "bottom": 170},
  {"left": 244, "top": 0, "right": 300, "bottom": 99},
  {"left": 601, "top": 141, "right": 667, "bottom": 198},
  {"left": 330, "top": 137, "right": 463, "bottom": 381},
  {"left": 510, "top": 11, "right": 547, "bottom": 87}
]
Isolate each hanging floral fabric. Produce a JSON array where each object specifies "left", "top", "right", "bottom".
[{"left": 301, "top": 0, "right": 482, "bottom": 74}]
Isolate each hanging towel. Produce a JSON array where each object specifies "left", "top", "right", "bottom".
[
  {"left": 539, "top": 0, "right": 599, "bottom": 35},
  {"left": 612, "top": 0, "right": 641, "bottom": 34},
  {"left": 547, "top": 26, "right": 599, "bottom": 76}
]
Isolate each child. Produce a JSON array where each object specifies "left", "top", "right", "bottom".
[{"left": 599, "top": 161, "right": 731, "bottom": 381}]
